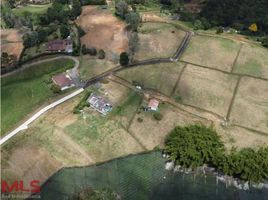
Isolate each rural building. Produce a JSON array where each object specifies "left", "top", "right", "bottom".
[
  {"left": 148, "top": 99, "right": 159, "bottom": 111},
  {"left": 47, "top": 36, "right": 73, "bottom": 53},
  {"left": 52, "top": 73, "right": 74, "bottom": 90},
  {"left": 87, "top": 93, "right": 112, "bottom": 115}
]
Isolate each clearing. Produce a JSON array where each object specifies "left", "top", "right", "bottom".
[
  {"left": 116, "top": 62, "right": 185, "bottom": 96},
  {"left": 233, "top": 43, "right": 268, "bottom": 79},
  {"left": 174, "top": 64, "right": 238, "bottom": 117},
  {"left": 79, "top": 55, "right": 117, "bottom": 80},
  {"left": 134, "top": 22, "right": 186, "bottom": 60},
  {"left": 181, "top": 35, "right": 241, "bottom": 72},
  {"left": 0, "top": 58, "right": 75, "bottom": 136},
  {"left": 76, "top": 6, "right": 128, "bottom": 61},
  {"left": 1, "top": 29, "right": 24, "bottom": 59},
  {"left": 229, "top": 77, "right": 268, "bottom": 133}
]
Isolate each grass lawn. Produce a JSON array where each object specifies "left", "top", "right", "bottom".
[
  {"left": 181, "top": 35, "right": 241, "bottom": 72},
  {"left": 1, "top": 58, "right": 75, "bottom": 136},
  {"left": 12, "top": 4, "right": 51, "bottom": 16},
  {"left": 116, "top": 62, "right": 184, "bottom": 96},
  {"left": 79, "top": 55, "right": 117, "bottom": 80},
  {"left": 233, "top": 44, "right": 268, "bottom": 79}
]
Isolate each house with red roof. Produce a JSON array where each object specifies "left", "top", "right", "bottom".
[{"left": 52, "top": 73, "right": 74, "bottom": 90}]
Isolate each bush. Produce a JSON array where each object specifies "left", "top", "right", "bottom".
[
  {"left": 77, "top": 26, "right": 86, "bottom": 37},
  {"left": 261, "top": 37, "right": 268, "bottom": 48},
  {"left": 216, "top": 27, "right": 224, "bottom": 34},
  {"left": 137, "top": 117, "right": 143, "bottom": 122},
  {"left": 73, "top": 91, "right": 92, "bottom": 114},
  {"left": 119, "top": 52, "right": 129, "bottom": 66},
  {"left": 82, "top": 0, "right": 106, "bottom": 5},
  {"left": 98, "top": 49, "right": 105, "bottom": 59},
  {"left": 153, "top": 112, "right": 163, "bottom": 121},
  {"left": 51, "top": 84, "right": 61, "bottom": 94}
]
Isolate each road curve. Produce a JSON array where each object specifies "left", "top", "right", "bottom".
[{"left": 0, "top": 88, "right": 84, "bottom": 145}]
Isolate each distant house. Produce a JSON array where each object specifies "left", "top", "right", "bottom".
[
  {"left": 52, "top": 73, "right": 74, "bottom": 90},
  {"left": 87, "top": 93, "right": 112, "bottom": 115},
  {"left": 148, "top": 99, "right": 159, "bottom": 111},
  {"left": 47, "top": 36, "right": 73, "bottom": 53}
]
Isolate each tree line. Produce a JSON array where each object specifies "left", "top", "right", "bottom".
[{"left": 164, "top": 125, "right": 268, "bottom": 184}]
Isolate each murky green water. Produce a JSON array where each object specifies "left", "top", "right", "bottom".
[{"left": 40, "top": 151, "right": 268, "bottom": 200}]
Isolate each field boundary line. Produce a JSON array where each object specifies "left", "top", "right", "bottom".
[
  {"left": 233, "top": 124, "right": 268, "bottom": 137},
  {"left": 231, "top": 43, "right": 243, "bottom": 73},
  {"left": 170, "top": 63, "right": 187, "bottom": 97},
  {"left": 226, "top": 76, "right": 242, "bottom": 120}
]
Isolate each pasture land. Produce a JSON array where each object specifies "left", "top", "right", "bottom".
[
  {"left": 76, "top": 6, "right": 128, "bottom": 60},
  {"left": 116, "top": 62, "right": 185, "bottom": 96},
  {"left": 12, "top": 4, "right": 51, "bottom": 16},
  {"left": 1, "top": 58, "right": 75, "bottom": 136},
  {"left": 174, "top": 64, "right": 238, "bottom": 117},
  {"left": 181, "top": 35, "right": 241, "bottom": 72},
  {"left": 129, "top": 103, "right": 210, "bottom": 150},
  {"left": 79, "top": 55, "right": 117, "bottom": 80},
  {"left": 134, "top": 22, "right": 186, "bottom": 60},
  {"left": 233, "top": 44, "right": 268, "bottom": 79},
  {"left": 229, "top": 77, "right": 268, "bottom": 133}
]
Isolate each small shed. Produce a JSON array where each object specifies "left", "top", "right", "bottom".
[{"left": 148, "top": 99, "right": 159, "bottom": 111}]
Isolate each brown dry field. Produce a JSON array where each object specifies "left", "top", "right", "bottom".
[
  {"left": 76, "top": 6, "right": 128, "bottom": 59},
  {"left": 229, "top": 77, "right": 268, "bottom": 133},
  {"left": 181, "top": 35, "right": 241, "bottom": 72},
  {"left": 129, "top": 103, "right": 211, "bottom": 150},
  {"left": 134, "top": 22, "right": 186, "bottom": 60},
  {"left": 141, "top": 13, "right": 166, "bottom": 22},
  {"left": 1, "top": 29, "right": 24, "bottom": 59},
  {"left": 175, "top": 64, "right": 238, "bottom": 117}
]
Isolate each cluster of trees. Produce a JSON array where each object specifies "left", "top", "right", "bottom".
[
  {"left": 73, "top": 91, "right": 92, "bottom": 114},
  {"left": 164, "top": 125, "right": 268, "bottom": 183},
  {"left": 81, "top": 45, "right": 106, "bottom": 59}
]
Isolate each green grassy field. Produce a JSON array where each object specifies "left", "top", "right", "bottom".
[
  {"left": 233, "top": 44, "right": 268, "bottom": 79},
  {"left": 116, "top": 62, "right": 184, "bottom": 96},
  {"left": 12, "top": 4, "right": 51, "bottom": 16},
  {"left": 1, "top": 58, "right": 75, "bottom": 136}
]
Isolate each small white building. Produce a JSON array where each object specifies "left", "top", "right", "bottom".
[{"left": 87, "top": 94, "right": 112, "bottom": 115}]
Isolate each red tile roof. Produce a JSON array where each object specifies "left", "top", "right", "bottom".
[
  {"left": 47, "top": 39, "right": 72, "bottom": 51},
  {"left": 52, "top": 74, "right": 73, "bottom": 88},
  {"left": 148, "top": 99, "right": 159, "bottom": 111}
]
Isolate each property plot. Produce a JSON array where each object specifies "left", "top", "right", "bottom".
[
  {"left": 79, "top": 55, "right": 117, "bottom": 80},
  {"left": 129, "top": 103, "right": 210, "bottom": 150},
  {"left": 76, "top": 6, "right": 128, "bottom": 60},
  {"left": 181, "top": 35, "right": 241, "bottom": 72},
  {"left": 116, "top": 62, "right": 185, "bottom": 96},
  {"left": 134, "top": 22, "right": 186, "bottom": 60},
  {"left": 233, "top": 44, "right": 268, "bottom": 79},
  {"left": 229, "top": 77, "right": 268, "bottom": 133},
  {"left": 1, "top": 29, "right": 24, "bottom": 59},
  {"left": 174, "top": 64, "right": 238, "bottom": 117}
]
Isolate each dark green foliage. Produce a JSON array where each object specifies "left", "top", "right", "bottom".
[
  {"left": 37, "top": 28, "right": 48, "bottom": 43},
  {"left": 128, "top": 32, "right": 139, "bottom": 61},
  {"left": 216, "top": 27, "right": 224, "bottom": 34},
  {"left": 115, "top": 0, "right": 129, "bottom": 19},
  {"left": 81, "top": 0, "right": 106, "bottom": 5},
  {"left": 200, "top": 0, "right": 268, "bottom": 35},
  {"left": 82, "top": 45, "right": 97, "bottom": 55},
  {"left": 23, "top": 32, "right": 39, "bottom": 48},
  {"left": 60, "top": 24, "right": 70, "bottom": 39},
  {"left": 51, "top": 84, "right": 61, "bottom": 94},
  {"left": 98, "top": 49, "right": 106, "bottom": 59},
  {"left": 73, "top": 188, "right": 118, "bottom": 200},
  {"left": 73, "top": 91, "right": 92, "bottom": 114},
  {"left": 165, "top": 125, "right": 268, "bottom": 183},
  {"left": 120, "top": 52, "right": 129, "bottom": 66},
  {"left": 261, "top": 37, "right": 268, "bottom": 48},
  {"left": 77, "top": 26, "right": 86, "bottom": 37},
  {"left": 137, "top": 117, "right": 143, "bottom": 122},
  {"left": 70, "top": 0, "right": 82, "bottom": 19},
  {"left": 165, "top": 125, "right": 224, "bottom": 168},
  {"left": 153, "top": 112, "right": 163, "bottom": 121},
  {"left": 125, "top": 11, "right": 140, "bottom": 31}
]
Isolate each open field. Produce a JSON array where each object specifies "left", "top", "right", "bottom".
[
  {"left": 1, "top": 58, "right": 75, "bottom": 136},
  {"left": 181, "top": 35, "right": 241, "bottom": 72},
  {"left": 76, "top": 6, "right": 128, "bottom": 60},
  {"left": 1, "top": 29, "right": 24, "bottom": 59},
  {"left": 233, "top": 44, "right": 268, "bottom": 79},
  {"left": 12, "top": 4, "right": 51, "bottom": 16},
  {"left": 79, "top": 55, "right": 117, "bottom": 80},
  {"left": 129, "top": 103, "right": 210, "bottom": 150},
  {"left": 174, "top": 64, "right": 238, "bottom": 117},
  {"left": 134, "top": 22, "right": 186, "bottom": 60},
  {"left": 229, "top": 77, "right": 268, "bottom": 133},
  {"left": 116, "top": 62, "right": 185, "bottom": 96}
]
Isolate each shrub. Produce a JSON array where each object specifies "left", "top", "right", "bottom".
[
  {"left": 82, "top": 0, "right": 106, "bottom": 5},
  {"left": 153, "top": 112, "right": 163, "bottom": 121},
  {"left": 137, "top": 117, "right": 143, "bottom": 122},
  {"left": 73, "top": 91, "right": 92, "bottom": 114},
  {"left": 98, "top": 49, "right": 105, "bottom": 59},
  {"left": 119, "top": 52, "right": 129, "bottom": 66},
  {"left": 51, "top": 84, "right": 61, "bottom": 94}
]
